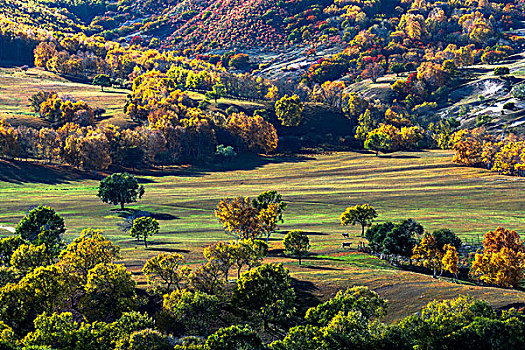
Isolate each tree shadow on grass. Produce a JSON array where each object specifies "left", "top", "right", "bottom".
[
  {"left": 0, "top": 159, "right": 103, "bottom": 185},
  {"left": 147, "top": 247, "right": 191, "bottom": 254},
  {"left": 268, "top": 248, "right": 285, "bottom": 257},
  {"left": 113, "top": 208, "right": 179, "bottom": 221},
  {"left": 299, "top": 264, "right": 342, "bottom": 271}
]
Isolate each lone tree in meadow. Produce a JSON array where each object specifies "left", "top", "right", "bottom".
[
  {"left": 275, "top": 94, "right": 304, "bottom": 127},
  {"left": 97, "top": 173, "right": 145, "bottom": 210},
  {"left": 340, "top": 204, "right": 378, "bottom": 237},
  {"left": 130, "top": 216, "right": 158, "bottom": 248},
  {"left": 92, "top": 74, "right": 111, "bottom": 92},
  {"left": 283, "top": 230, "right": 310, "bottom": 265}
]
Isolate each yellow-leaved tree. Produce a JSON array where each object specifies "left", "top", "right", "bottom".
[
  {"left": 470, "top": 227, "right": 525, "bottom": 288},
  {"left": 412, "top": 234, "right": 444, "bottom": 278}
]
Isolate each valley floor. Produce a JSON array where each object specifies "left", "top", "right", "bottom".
[{"left": 0, "top": 150, "right": 524, "bottom": 321}]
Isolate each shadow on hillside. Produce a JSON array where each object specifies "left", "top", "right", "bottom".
[
  {"left": 0, "top": 159, "right": 102, "bottom": 184},
  {"left": 147, "top": 247, "right": 191, "bottom": 254},
  {"left": 300, "top": 264, "right": 342, "bottom": 271},
  {"left": 291, "top": 278, "right": 320, "bottom": 314}
]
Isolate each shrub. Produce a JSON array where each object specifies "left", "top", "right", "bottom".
[{"left": 493, "top": 66, "right": 510, "bottom": 76}]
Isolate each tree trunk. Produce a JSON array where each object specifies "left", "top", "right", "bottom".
[
  {"left": 299, "top": 256, "right": 302, "bottom": 265},
  {"left": 361, "top": 225, "right": 365, "bottom": 237},
  {"left": 121, "top": 202, "right": 125, "bottom": 210},
  {"left": 144, "top": 237, "right": 148, "bottom": 248}
]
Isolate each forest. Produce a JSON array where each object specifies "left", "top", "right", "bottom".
[{"left": 1, "top": 0, "right": 525, "bottom": 349}]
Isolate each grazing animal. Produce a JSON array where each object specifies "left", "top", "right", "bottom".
[
  {"left": 341, "top": 232, "right": 349, "bottom": 238},
  {"left": 341, "top": 242, "right": 352, "bottom": 248}
]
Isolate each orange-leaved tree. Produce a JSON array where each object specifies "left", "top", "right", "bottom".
[{"left": 470, "top": 227, "right": 525, "bottom": 288}]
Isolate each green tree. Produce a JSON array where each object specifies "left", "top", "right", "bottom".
[
  {"left": 365, "top": 222, "right": 394, "bottom": 253},
  {"left": 383, "top": 219, "right": 422, "bottom": 259},
  {"left": 203, "top": 241, "right": 236, "bottom": 281},
  {"left": 251, "top": 190, "right": 287, "bottom": 233},
  {"left": 269, "top": 325, "right": 320, "bottom": 350},
  {"left": 15, "top": 205, "right": 65, "bottom": 254},
  {"left": 0, "top": 236, "right": 27, "bottom": 265},
  {"left": 397, "top": 295, "right": 495, "bottom": 350},
  {"left": 364, "top": 131, "right": 392, "bottom": 156},
  {"left": 130, "top": 217, "right": 158, "bottom": 248},
  {"left": 10, "top": 244, "right": 52, "bottom": 274},
  {"left": 97, "top": 173, "right": 145, "bottom": 210},
  {"left": 230, "top": 239, "right": 267, "bottom": 278},
  {"left": 205, "top": 325, "right": 264, "bottom": 350},
  {"left": 275, "top": 95, "right": 304, "bottom": 127},
  {"left": 142, "top": 252, "right": 190, "bottom": 294},
  {"left": 80, "top": 263, "right": 137, "bottom": 322},
  {"left": 431, "top": 228, "right": 462, "bottom": 250},
  {"left": 161, "top": 288, "right": 219, "bottom": 336},
  {"left": 120, "top": 329, "right": 171, "bottom": 350},
  {"left": 283, "top": 230, "right": 310, "bottom": 265},
  {"left": 340, "top": 204, "right": 378, "bottom": 237},
  {"left": 92, "top": 74, "right": 111, "bottom": 92},
  {"left": 305, "top": 286, "right": 386, "bottom": 326},
  {"left": 233, "top": 263, "right": 296, "bottom": 329}
]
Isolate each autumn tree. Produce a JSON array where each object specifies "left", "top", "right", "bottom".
[
  {"left": 470, "top": 227, "right": 525, "bottom": 288},
  {"left": 130, "top": 216, "right": 158, "bottom": 248},
  {"left": 283, "top": 230, "right": 310, "bottom": 265},
  {"left": 412, "top": 234, "right": 444, "bottom": 278},
  {"left": 442, "top": 244, "right": 459, "bottom": 280},
  {"left": 142, "top": 252, "right": 190, "bottom": 294},
  {"left": 58, "top": 228, "right": 120, "bottom": 283},
  {"left": 226, "top": 112, "right": 278, "bottom": 154},
  {"left": 215, "top": 197, "right": 269, "bottom": 241},
  {"left": 340, "top": 204, "right": 378, "bottom": 237},
  {"left": 251, "top": 190, "right": 287, "bottom": 242},
  {"left": 275, "top": 95, "right": 304, "bottom": 127},
  {"left": 97, "top": 173, "right": 145, "bottom": 210}
]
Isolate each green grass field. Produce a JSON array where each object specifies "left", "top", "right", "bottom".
[{"left": 0, "top": 150, "right": 524, "bottom": 321}]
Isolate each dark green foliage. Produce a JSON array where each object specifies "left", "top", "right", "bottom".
[
  {"left": 382, "top": 219, "right": 423, "bottom": 258},
  {"left": 121, "top": 146, "right": 145, "bottom": 169},
  {"left": 15, "top": 205, "right": 65, "bottom": 258},
  {"left": 97, "top": 173, "right": 145, "bottom": 210},
  {"left": 431, "top": 228, "right": 462, "bottom": 250},
  {"left": 493, "top": 66, "right": 510, "bottom": 76},
  {"left": 283, "top": 230, "right": 310, "bottom": 265},
  {"left": 92, "top": 74, "right": 111, "bottom": 91},
  {"left": 365, "top": 222, "right": 394, "bottom": 253},
  {"left": 123, "top": 329, "right": 171, "bottom": 350},
  {"left": 233, "top": 263, "right": 295, "bottom": 328}
]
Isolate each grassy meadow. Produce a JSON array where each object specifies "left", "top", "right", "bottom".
[
  {"left": 1, "top": 67, "right": 524, "bottom": 321},
  {"left": 0, "top": 150, "right": 524, "bottom": 321}
]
